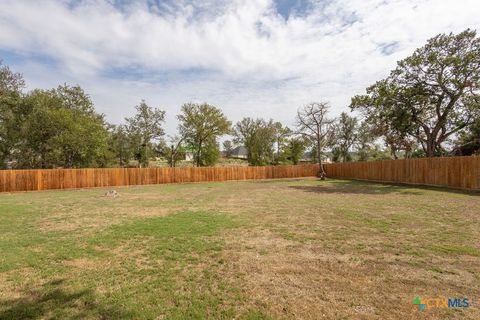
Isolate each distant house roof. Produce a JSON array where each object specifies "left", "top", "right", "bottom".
[{"left": 231, "top": 146, "right": 248, "bottom": 157}]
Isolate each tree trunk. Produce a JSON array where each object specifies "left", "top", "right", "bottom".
[
  {"left": 316, "top": 137, "right": 325, "bottom": 180},
  {"left": 426, "top": 137, "right": 435, "bottom": 157},
  {"left": 276, "top": 140, "right": 280, "bottom": 165},
  {"left": 144, "top": 141, "right": 149, "bottom": 167},
  {"left": 195, "top": 141, "right": 202, "bottom": 167}
]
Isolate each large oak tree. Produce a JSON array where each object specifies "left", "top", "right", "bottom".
[{"left": 351, "top": 30, "right": 480, "bottom": 157}]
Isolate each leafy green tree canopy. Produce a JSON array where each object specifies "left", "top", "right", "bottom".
[
  {"left": 284, "top": 136, "right": 306, "bottom": 165},
  {"left": 177, "top": 102, "right": 231, "bottom": 167},
  {"left": 272, "top": 122, "right": 291, "bottom": 164},
  {"left": 126, "top": 100, "right": 165, "bottom": 167},
  {"left": 233, "top": 117, "right": 277, "bottom": 166},
  {"left": 351, "top": 29, "right": 480, "bottom": 157},
  {"left": 453, "top": 118, "right": 480, "bottom": 155},
  {"left": 333, "top": 112, "right": 358, "bottom": 162},
  {"left": 12, "top": 87, "right": 109, "bottom": 168},
  {"left": 0, "top": 60, "right": 25, "bottom": 96}
]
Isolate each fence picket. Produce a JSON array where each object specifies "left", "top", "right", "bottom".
[
  {"left": 1, "top": 157, "right": 478, "bottom": 193},
  {"left": 0, "top": 164, "right": 320, "bottom": 192},
  {"left": 324, "top": 156, "right": 479, "bottom": 190}
]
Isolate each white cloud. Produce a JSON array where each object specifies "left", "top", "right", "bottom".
[{"left": 0, "top": 0, "right": 479, "bottom": 135}]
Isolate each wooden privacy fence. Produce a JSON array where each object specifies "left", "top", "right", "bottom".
[
  {"left": 2, "top": 157, "right": 478, "bottom": 192},
  {"left": 324, "top": 156, "right": 480, "bottom": 190},
  {"left": 0, "top": 164, "right": 320, "bottom": 192}
]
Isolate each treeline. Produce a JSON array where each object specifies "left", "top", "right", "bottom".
[
  {"left": 0, "top": 29, "right": 479, "bottom": 170},
  {"left": 0, "top": 71, "right": 388, "bottom": 170}
]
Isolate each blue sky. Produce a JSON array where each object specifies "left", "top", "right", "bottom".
[
  {"left": 1, "top": 0, "right": 479, "bottom": 136},
  {"left": 274, "top": 0, "right": 313, "bottom": 19}
]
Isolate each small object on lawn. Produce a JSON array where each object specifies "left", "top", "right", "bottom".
[
  {"left": 318, "top": 164, "right": 326, "bottom": 180},
  {"left": 104, "top": 190, "right": 119, "bottom": 198},
  {"left": 318, "top": 171, "right": 326, "bottom": 180}
]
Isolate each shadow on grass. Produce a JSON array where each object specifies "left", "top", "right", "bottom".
[
  {"left": 246, "top": 178, "right": 308, "bottom": 184},
  {"left": 289, "top": 179, "right": 480, "bottom": 196},
  {"left": 0, "top": 279, "right": 131, "bottom": 320}
]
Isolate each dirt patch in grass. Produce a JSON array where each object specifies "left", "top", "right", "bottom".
[
  {"left": 63, "top": 258, "right": 101, "bottom": 271},
  {"left": 37, "top": 206, "right": 172, "bottom": 233}
]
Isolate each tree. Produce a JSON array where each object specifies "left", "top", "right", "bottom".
[
  {"left": 0, "top": 65, "right": 113, "bottom": 169},
  {"left": 126, "top": 100, "right": 165, "bottom": 167},
  {"left": 272, "top": 122, "right": 291, "bottom": 164},
  {"left": 331, "top": 147, "right": 342, "bottom": 163},
  {"left": 12, "top": 88, "right": 109, "bottom": 168},
  {"left": 0, "top": 91, "right": 26, "bottom": 168},
  {"left": 383, "top": 131, "right": 417, "bottom": 159},
  {"left": 355, "top": 102, "right": 416, "bottom": 159},
  {"left": 296, "top": 102, "right": 335, "bottom": 179},
  {"left": 284, "top": 136, "right": 306, "bottom": 165},
  {"left": 200, "top": 138, "right": 221, "bottom": 166},
  {"left": 351, "top": 30, "right": 480, "bottom": 157},
  {"left": 47, "top": 105, "right": 109, "bottom": 168},
  {"left": 0, "top": 60, "right": 25, "bottom": 96},
  {"left": 452, "top": 118, "right": 480, "bottom": 155},
  {"left": 334, "top": 112, "right": 358, "bottom": 162},
  {"left": 233, "top": 117, "right": 276, "bottom": 166},
  {"left": 0, "top": 62, "right": 26, "bottom": 168},
  {"left": 163, "top": 135, "right": 185, "bottom": 167},
  {"left": 20, "top": 90, "right": 70, "bottom": 168},
  {"left": 222, "top": 140, "right": 234, "bottom": 158},
  {"left": 109, "top": 125, "right": 134, "bottom": 167},
  {"left": 48, "top": 86, "right": 109, "bottom": 168},
  {"left": 177, "top": 103, "right": 231, "bottom": 167},
  {"left": 53, "top": 84, "right": 96, "bottom": 113},
  {"left": 356, "top": 122, "right": 374, "bottom": 161}
]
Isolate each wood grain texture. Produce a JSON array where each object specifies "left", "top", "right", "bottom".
[
  {"left": 2, "top": 157, "right": 478, "bottom": 192},
  {"left": 325, "top": 156, "right": 480, "bottom": 190},
  {"left": 0, "top": 164, "right": 320, "bottom": 192}
]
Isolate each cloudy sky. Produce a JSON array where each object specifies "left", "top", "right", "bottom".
[{"left": 1, "top": 0, "right": 479, "bottom": 135}]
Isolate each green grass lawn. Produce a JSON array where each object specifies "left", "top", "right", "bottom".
[{"left": 0, "top": 178, "right": 479, "bottom": 319}]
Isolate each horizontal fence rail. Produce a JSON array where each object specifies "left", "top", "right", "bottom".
[
  {"left": 0, "top": 164, "right": 320, "bottom": 193},
  {"left": 324, "top": 156, "right": 480, "bottom": 190}
]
